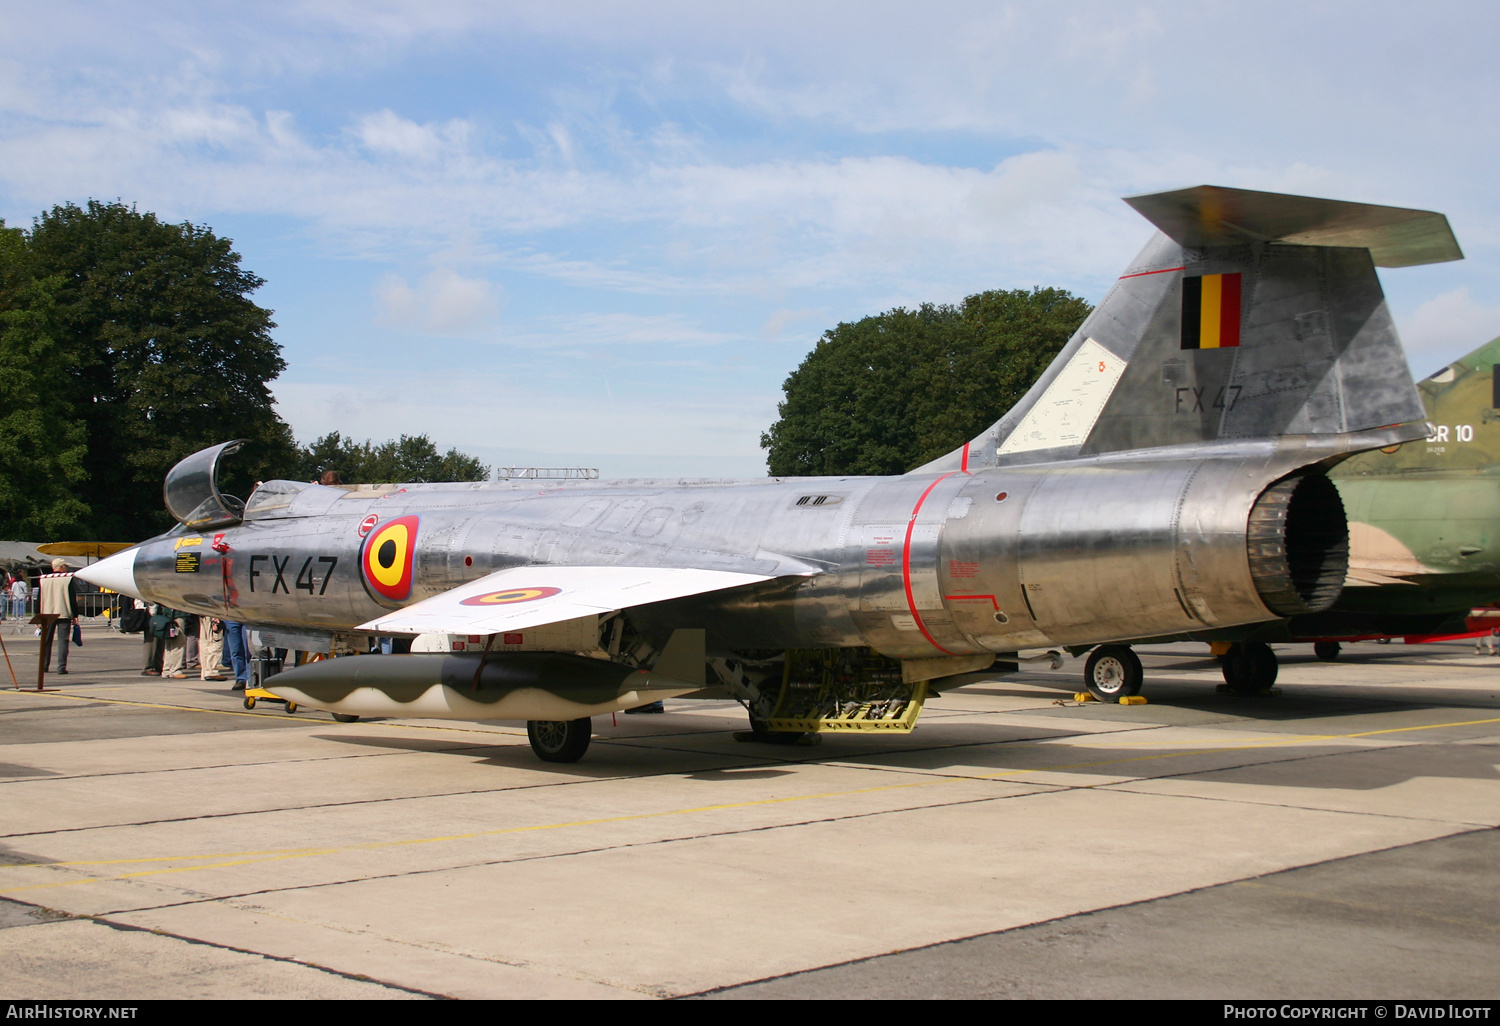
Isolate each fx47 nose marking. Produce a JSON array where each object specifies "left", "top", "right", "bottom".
[{"left": 249, "top": 554, "right": 338, "bottom": 595}]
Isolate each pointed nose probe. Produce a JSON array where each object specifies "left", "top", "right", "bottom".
[{"left": 74, "top": 546, "right": 143, "bottom": 600}]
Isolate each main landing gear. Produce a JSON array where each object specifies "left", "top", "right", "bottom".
[
  {"left": 1219, "top": 641, "right": 1279, "bottom": 694},
  {"left": 1083, "top": 645, "right": 1143, "bottom": 702},
  {"left": 526, "top": 718, "right": 592, "bottom": 763}
]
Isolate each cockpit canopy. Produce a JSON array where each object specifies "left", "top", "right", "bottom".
[{"left": 163, "top": 440, "right": 248, "bottom": 529}]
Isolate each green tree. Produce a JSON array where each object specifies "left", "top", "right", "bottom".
[
  {"left": 761, "top": 286, "right": 1092, "bottom": 476},
  {"left": 25, "top": 200, "right": 295, "bottom": 539},
  {"left": 298, "top": 431, "right": 489, "bottom": 484},
  {"left": 0, "top": 222, "right": 89, "bottom": 537}
]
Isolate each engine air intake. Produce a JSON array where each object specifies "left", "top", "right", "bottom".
[{"left": 1247, "top": 470, "right": 1348, "bottom": 616}]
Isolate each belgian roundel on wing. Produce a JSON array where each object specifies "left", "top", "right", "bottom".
[{"left": 361, "top": 515, "right": 419, "bottom": 602}]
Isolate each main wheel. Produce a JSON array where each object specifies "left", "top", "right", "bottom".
[
  {"left": 1222, "top": 642, "right": 1279, "bottom": 694},
  {"left": 1083, "top": 645, "right": 1143, "bottom": 702},
  {"left": 527, "top": 718, "right": 592, "bottom": 763},
  {"left": 1313, "top": 641, "right": 1342, "bottom": 662}
]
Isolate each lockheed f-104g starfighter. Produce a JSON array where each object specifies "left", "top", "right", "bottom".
[{"left": 79, "top": 185, "right": 1461, "bottom": 761}]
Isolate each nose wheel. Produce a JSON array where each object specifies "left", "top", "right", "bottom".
[
  {"left": 1083, "top": 645, "right": 1143, "bottom": 702},
  {"left": 526, "top": 718, "right": 593, "bottom": 763}
]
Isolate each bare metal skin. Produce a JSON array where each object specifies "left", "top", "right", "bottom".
[{"left": 81, "top": 185, "right": 1460, "bottom": 750}]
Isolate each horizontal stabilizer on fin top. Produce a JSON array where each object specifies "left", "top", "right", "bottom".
[
  {"left": 1124, "top": 185, "right": 1462, "bottom": 269},
  {"left": 915, "top": 185, "right": 1445, "bottom": 474}
]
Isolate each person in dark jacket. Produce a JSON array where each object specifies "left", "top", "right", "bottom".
[{"left": 140, "top": 601, "right": 165, "bottom": 675}]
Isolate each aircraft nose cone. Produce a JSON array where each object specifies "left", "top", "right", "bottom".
[{"left": 75, "top": 546, "right": 142, "bottom": 600}]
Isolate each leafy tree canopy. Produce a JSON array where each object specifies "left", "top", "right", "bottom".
[
  {"left": 18, "top": 200, "right": 295, "bottom": 539},
  {"left": 761, "top": 287, "right": 1092, "bottom": 476},
  {"left": 0, "top": 201, "right": 493, "bottom": 542},
  {"left": 295, "top": 431, "right": 489, "bottom": 484},
  {"left": 0, "top": 221, "right": 90, "bottom": 537}
]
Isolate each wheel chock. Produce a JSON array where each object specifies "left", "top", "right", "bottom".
[
  {"left": 1073, "top": 692, "right": 1097, "bottom": 702},
  {"left": 1119, "top": 695, "right": 1149, "bottom": 705}
]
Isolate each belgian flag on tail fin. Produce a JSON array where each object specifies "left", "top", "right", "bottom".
[{"left": 1181, "top": 273, "right": 1242, "bottom": 349}]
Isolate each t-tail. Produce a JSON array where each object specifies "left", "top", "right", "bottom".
[{"left": 918, "top": 185, "right": 1458, "bottom": 473}]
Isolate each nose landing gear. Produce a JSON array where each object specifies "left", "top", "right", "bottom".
[{"left": 1083, "top": 645, "right": 1143, "bottom": 702}]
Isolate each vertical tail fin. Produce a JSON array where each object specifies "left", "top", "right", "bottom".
[{"left": 919, "top": 186, "right": 1459, "bottom": 472}]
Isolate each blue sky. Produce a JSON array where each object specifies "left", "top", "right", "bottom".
[{"left": 4, "top": 1, "right": 1499, "bottom": 477}]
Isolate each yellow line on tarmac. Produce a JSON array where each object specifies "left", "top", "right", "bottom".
[
  {"left": 3, "top": 713, "right": 1498, "bottom": 894},
  {"left": 0, "top": 688, "right": 528, "bottom": 737},
  {"left": 3, "top": 688, "right": 280, "bottom": 720}
]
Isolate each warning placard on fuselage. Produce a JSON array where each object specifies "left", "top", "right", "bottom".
[{"left": 998, "top": 337, "right": 1127, "bottom": 455}]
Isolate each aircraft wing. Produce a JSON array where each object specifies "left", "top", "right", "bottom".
[{"left": 357, "top": 564, "right": 776, "bottom": 636}]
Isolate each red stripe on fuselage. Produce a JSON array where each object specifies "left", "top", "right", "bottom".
[
  {"left": 903, "top": 473, "right": 959, "bottom": 654},
  {"left": 1119, "top": 265, "right": 1185, "bottom": 279}
]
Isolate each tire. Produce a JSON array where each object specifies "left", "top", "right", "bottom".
[
  {"left": 1222, "top": 642, "right": 1278, "bottom": 694},
  {"left": 285, "top": 702, "right": 298, "bottom": 714},
  {"left": 1313, "top": 641, "right": 1342, "bottom": 662},
  {"left": 1083, "top": 645, "right": 1143, "bottom": 702},
  {"left": 527, "top": 718, "right": 592, "bottom": 763},
  {"left": 332, "top": 713, "right": 360, "bottom": 723},
  {"left": 243, "top": 697, "right": 256, "bottom": 709}
]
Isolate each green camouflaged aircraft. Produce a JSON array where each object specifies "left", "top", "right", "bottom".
[{"left": 1312, "top": 335, "right": 1500, "bottom": 643}]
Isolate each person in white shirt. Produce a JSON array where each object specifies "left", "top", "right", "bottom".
[{"left": 9, "top": 574, "right": 28, "bottom": 619}]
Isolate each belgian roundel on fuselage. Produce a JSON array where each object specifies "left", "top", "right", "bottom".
[{"left": 361, "top": 515, "right": 419, "bottom": 603}]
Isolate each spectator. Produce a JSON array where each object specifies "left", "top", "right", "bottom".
[
  {"left": 199, "top": 617, "right": 226, "bottom": 682},
  {"left": 156, "top": 607, "right": 191, "bottom": 679},
  {"left": 223, "top": 620, "right": 250, "bottom": 690},
  {"left": 39, "top": 558, "right": 80, "bottom": 675},
  {"left": 10, "top": 573, "right": 29, "bottom": 620},
  {"left": 139, "top": 600, "right": 164, "bottom": 675}
]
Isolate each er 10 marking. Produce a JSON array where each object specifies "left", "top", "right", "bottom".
[{"left": 1426, "top": 424, "right": 1474, "bottom": 443}]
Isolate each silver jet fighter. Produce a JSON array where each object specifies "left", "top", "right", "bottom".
[{"left": 80, "top": 185, "right": 1459, "bottom": 762}]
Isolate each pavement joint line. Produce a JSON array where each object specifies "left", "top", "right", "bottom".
[
  {"left": 4, "top": 711, "right": 1498, "bottom": 891},
  {"left": 1230, "top": 879, "right": 1500, "bottom": 932},
  {"left": 0, "top": 706, "right": 1166, "bottom": 797},
  {"left": 1100, "top": 759, "right": 1500, "bottom": 830},
  {"left": 15, "top": 898, "right": 451, "bottom": 999},
  {"left": 0, "top": 719, "right": 1375, "bottom": 842},
  {"left": 75, "top": 789, "right": 1056, "bottom": 918},
  {"left": 676, "top": 824, "right": 1496, "bottom": 999},
  {"left": 149, "top": 896, "right": 672, "bottom": 998}
]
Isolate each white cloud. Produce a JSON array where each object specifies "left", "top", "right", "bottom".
[
  {"left": 353, "top": 109, "right": 472, "bottom": 160},
  {"left": 1397, "top": 287, "right": 1500, "bottom": 368},
  {"left": 500, "top": 311, "right": 737, "bottom": 350},
  {"left": 374, "top": 268, "right": 501, "bottom": 335},
  {"left": 6, "top": 1, "right": 1500, "bottom": 478},
  {"left": 273, "top": 367, "right": 778, "bottom": 477}
]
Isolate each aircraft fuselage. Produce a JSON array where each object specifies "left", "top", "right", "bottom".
[{"left": 121, "top": 437, "right": 1357, "bottom": 660}]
